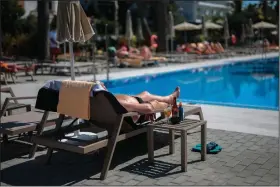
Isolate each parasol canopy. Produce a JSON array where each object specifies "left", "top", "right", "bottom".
[
  {"left": 252, "top": 21, "right": 277, "bottom": 29},
  {"left": 197, "top": 21, "right": 223, "bottom": 30},
  {"left": 56, "top": 0, "right": 94, "bottom": 81},
  {"left": 174, "top": 21, "right": 200, "bottom": 31},
  {"left": 57, "top": 0, "right": 94, "bottom": 43}
]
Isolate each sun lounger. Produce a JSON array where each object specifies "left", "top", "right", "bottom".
[
  {"left": 48, "top": 62, "right": 94, "bottom": 75},
  {"left": 30, "top": 81, "right": 205, "bottom": 180},
  {"left": 0, "top": 110, "right": 59, "bottom": 139},
  {"left": 0, "top": 87, "right": 32, "bottom": 116},
  {"left": 0, "top": 98, "right": 60, "bottom": 143},
  {"left": 0, "top": 64, "right": 16, "bottom": 84},
  {"left": 118, "top": 58, "right": 157, "bottom": 67},
  {"left": 118, "top": 57, "right": 166, "bottom": 68}
]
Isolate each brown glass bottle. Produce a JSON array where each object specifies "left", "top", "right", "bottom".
[{"left": 171, "top": 97, "right": 179, "bottom": 117}]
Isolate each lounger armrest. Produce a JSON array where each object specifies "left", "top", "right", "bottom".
[
  {"left": 122, "top": 109, "right": 165, "bottom": 118},
  {"left": 0, "top": 87, "right": 12, "bottom": 93},
  {"left": 5, "top": 96, "right": 37, "bottom": 101},
  {"left": 122, "top": 112, "right": 139, "bottom": 117},
  {"left": 0, "top": 96, "right": 36, "bottom": 117}
]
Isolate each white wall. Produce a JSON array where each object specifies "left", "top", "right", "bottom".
[
  {"left": 23, "top": 1, "right": 37, "bottom": 18},
  {"left": 22, "top": 1, "right": 58, "bottom": 18}
]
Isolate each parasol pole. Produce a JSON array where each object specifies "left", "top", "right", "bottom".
[
  {"left": 169, "top": 11, "right": 174, "bottom": 54},
  {"left": 105, "top": 24, "right": 109, "bottom": 82},
  {"left": 92, "top": 38, "right": 96, "bottom": 81},
  {"left": 91, "top": 17, "right": 96, "bottom": 81},
  {"left": 69, "top": 41, "right": 79, "bottom": 136},
  {"left": 69, "top": 42, "right": 75, "bottom": 81},
  {"left": 165, "top": 27, "right": 169, "bottom": 65},
  {"left": 0, "top": 0, "right": 2, "bottom": 58},
  {"left": 64, "top": 43, "right": 66, "bottom": 59}
]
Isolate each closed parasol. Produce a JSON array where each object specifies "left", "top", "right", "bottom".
[
  {"left": 125, "top": 10, "right": 133, "bottom": 48},
  {"left": 56, "top": 0, "right": 94, "bottom": 80},
  {"left": 223, "top": 17, "right": 230, "bottom": 48}
]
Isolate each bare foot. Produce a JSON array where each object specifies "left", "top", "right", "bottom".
[
  {"left": 173, "top": 86, "right": 180, "bottom": 98},
  {"left": 168, "top": 86, "right": 180, "bottom": 104}
]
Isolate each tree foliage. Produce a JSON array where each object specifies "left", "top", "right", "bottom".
[
  {"left": 1, "top": 0, "right": 39, "bottom": 57},
  {"left": 227, "top": 0, "right": 278, "bottom": 39},
  {"left": 1, "top": 0, "right": 25, "bottom": 36}
]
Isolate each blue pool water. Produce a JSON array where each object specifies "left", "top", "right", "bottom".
[{"left": 104, "top": 57, "right": 279, "bottom": 110}]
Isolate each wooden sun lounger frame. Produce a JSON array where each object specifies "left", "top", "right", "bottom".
[
  {"left": 0, "top": 95, "right": 61, "bottom": 143},
  {"left": 48, "top": 62, "right": 94, "bottom": 76},
  {"left": 0, "top": 68, "right": 16, "bottom": 85},
  {"left": 0, "top": 87, "right": 32, "bottom": 117},
  {"left": 119, "top": 58, "right": 160, "bottom": 68},
  {"left": 30, "top": 104, "right": 204, "bottom": 180},
  {"left": 31, "top": 111, "right": 162, "bottom": 180}
]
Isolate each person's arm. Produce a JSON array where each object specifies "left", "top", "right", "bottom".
[{"left": 50, "top": 38, "right": 58, "bottom": 45}]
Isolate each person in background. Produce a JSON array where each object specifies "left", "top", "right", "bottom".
[
  {"left": 150, "top": 34, "right": 158, "bottom": 53},
  {"left": 49, "top": 24, "right": 60, "bottom": 63},
  {"left": 231, "top": 33, "right": 237, "bottom": 45},
  {"left": 107, "top": 46, "right": 117, "bottom": 66}
]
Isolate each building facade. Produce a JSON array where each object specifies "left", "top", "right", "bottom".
[
  {"left": 176, "top": 0, "right": 234, "bottom": 23},
  {"left": 18, "top": 1, "right": 58, "bottom": 19}
]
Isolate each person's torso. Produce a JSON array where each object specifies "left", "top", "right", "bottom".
[{"left": 49, "top": 31, "right": 58, "bottom": 48}]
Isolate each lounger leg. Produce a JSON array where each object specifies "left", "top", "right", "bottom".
[
  {"left": 29, "top": 111, "right": 49, "bottom": 158},
  {"left": 169, "top": 129, "right": 175, "bottom": 154},
  {"left": 181, "top": 130, "right": 187, "bottom": 172},
  {"left": 26, "top": 105, "right": 32, "bottom": 112},
  {"left": 3, "top": 134, "right": 9, "bottom": 143},
  {"left": 4, "top": 73, "right": 8, "bottom": 85},
  {"left": 7, "top": 110, "right": 12, "bottom": 116},
  {"left": 11, "top": 73, "right": 16, "bottom": 84},
  {"left": 76, "top": 67, "right": 81, "bottom": 76},
  {"left": 46, "top": 148, "right": 54, "bottom": 165},
  {"left": 198, "top": 108, "right": 204, "bottom": 120},
  {"left": 148, "top": 126, "right": 154, "bottom": 163},
  {"left": 45, "top": 114, "right": 65, "bottom": 164},
  {"left": 100, "top": 116, "right": 123, "bottom": 180},
  {"left": 201, "top": 122, "right": 207, "bottom": 161}
]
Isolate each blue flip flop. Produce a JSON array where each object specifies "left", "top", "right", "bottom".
[{"left": 192, "top": 142, "right": 222, "bottom": 154}]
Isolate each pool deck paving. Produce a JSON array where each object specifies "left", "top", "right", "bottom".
[
  {"left": 1, "top": 52, "right": 279, "bottom": 185},
  {"left": 1, "top": 128, "right": 279, "bottom": 186}
]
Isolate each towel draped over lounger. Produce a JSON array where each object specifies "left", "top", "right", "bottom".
[
  {"left": 35, "top": 80, "right": 106, "bottom": 113},
  {"left": 57, "top": 80, "right": 95, "bottom": 120}
]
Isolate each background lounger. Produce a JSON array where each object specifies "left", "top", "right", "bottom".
[{"left": 0, "top": 87, "right": 32, "bottom": 116}]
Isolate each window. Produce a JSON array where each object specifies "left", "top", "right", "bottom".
[
  {"left": 220, "top": 11, "right": 224, "bottom": 16},
  {"left": 205, "top": 10, "right": 209, "bottom": 15}
]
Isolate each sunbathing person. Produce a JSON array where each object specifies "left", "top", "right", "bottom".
[
  {"left": 98, "top": 81, "right": 180, "bottom": 122},
  {"left": 186, "top": 43, "right": 202, "bottom": 55},
  {"left": 216, "top": 42, "right": 225, "bottom": 52},
  {"left": 210, "top": 42, "right": 218, "bottom": 53}
]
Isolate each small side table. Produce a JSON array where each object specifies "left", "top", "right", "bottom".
[{"left": 147, "top": 118, "right": 207, "bottom": 172}]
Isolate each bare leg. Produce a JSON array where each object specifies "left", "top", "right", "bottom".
[{"left": 137, "top": 87, "right": 180, "bottom": 104}]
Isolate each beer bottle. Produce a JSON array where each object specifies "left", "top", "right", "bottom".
[{"left": 171, "top": 97, "right": 179, "bottom": 117}]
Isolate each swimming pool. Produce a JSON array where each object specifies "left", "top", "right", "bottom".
[{"left": 104, "top": 57, "right": 279, "bottom": 111}]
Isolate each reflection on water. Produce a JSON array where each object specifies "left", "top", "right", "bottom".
[{"left": 108, "top": 59, "right": 279, "bottom": 110}]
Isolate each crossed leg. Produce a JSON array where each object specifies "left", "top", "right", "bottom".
[{"left": 136, "top": 87, "right": 180, "bottom": 104}]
